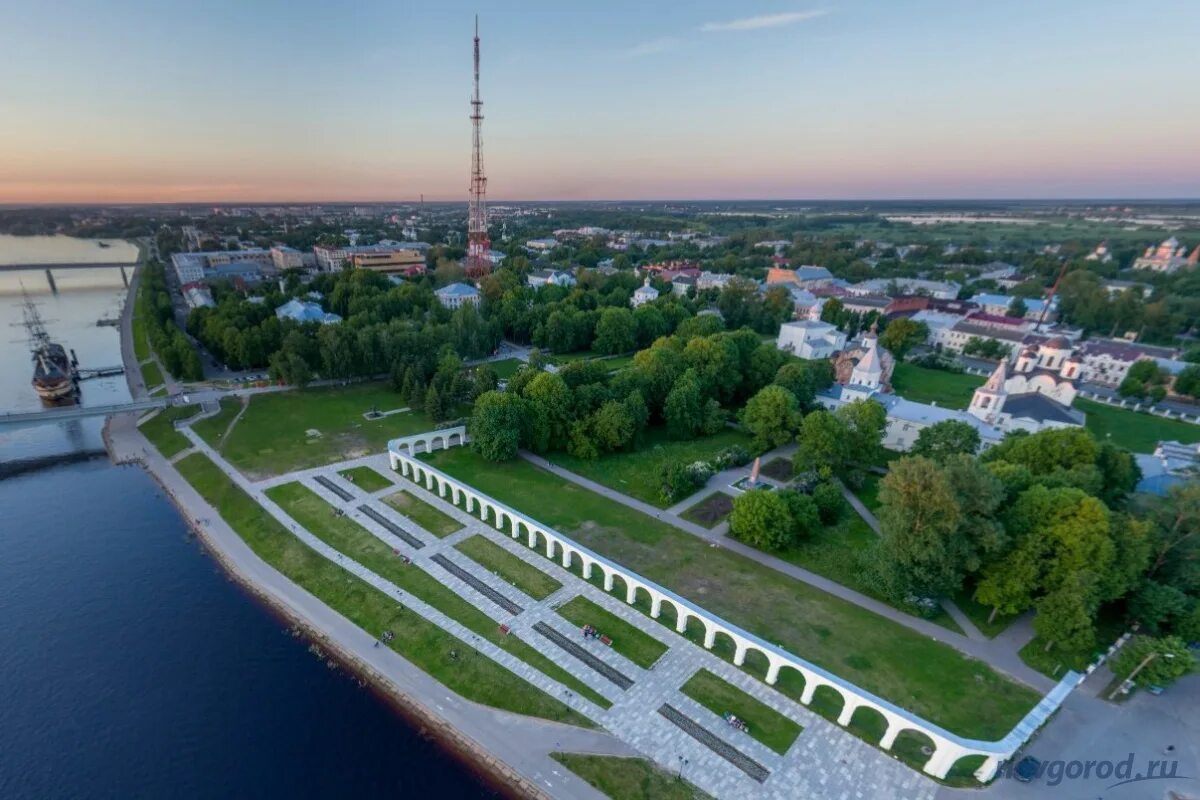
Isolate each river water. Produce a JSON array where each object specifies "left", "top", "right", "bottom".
[{"left": 0, "top": 236, "right": 494, "bottom": 799}]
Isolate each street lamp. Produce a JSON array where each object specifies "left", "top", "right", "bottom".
[
  {"left": 677, "top": 756, "right": 689, "bottom": 781},
  {"left": 1109, "top": 651, "right": 1175, "bottom": 700}
]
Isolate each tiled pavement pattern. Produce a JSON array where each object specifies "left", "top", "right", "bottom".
[
  {"left": 532, "top": 621, "right": 635, "bottom": 690},
  {"left": 658, "top": 703, "right": 770, "bottom": 783},
  {"left": 357, "top": 504, "right": 426, "bottom": 549},
  {"left": 312, "top": 473, "right": 354, "bottom": 501},
  {"left": 201, "top": 443, "right": 938, "bottom": 800},
  {"left": 432, "top": 553, "right": 525, "bottom": 615}
]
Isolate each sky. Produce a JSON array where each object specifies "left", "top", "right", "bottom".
[{"left": 0, "top": 0, "right": 1197, "bottom": 203}]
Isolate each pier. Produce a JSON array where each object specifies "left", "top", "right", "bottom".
[{"left": 0, "top": 261, "right": 137, "bottom": 293}]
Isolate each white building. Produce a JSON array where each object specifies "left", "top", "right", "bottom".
[
  {"left": 774, "top": 285, "right": 826, "bottom": 320},
  {"left": 313, "top": 244, "right": 351, "bottom": 272},
  {"left": 1077, "top": 339, "right": 1177, "bottom": 387},
  {"left": 1101, "top": 279, "right": 1152, "bottom": 298},
  {"left": 671, "top": 275, "right": 697, "bottom": 296},
  {"left": 182, "top": 283, "right": 215, "bottom": 309},
  {"left": 1085, "top": 242, "right": 1114, "bottom": 264},
  {"left": 776, "top": 320, "right": 847, "bottom": 359},
  {"left": 966, "top": 338, "right": 1085, "bottom": 433},
  {"left": 697, "top": 271, "right": 736, "bottom": 291},
  {"left": 525, "top": 237, "right": 558, "bottom": 252},
  {"left": 969, "top": 293, "right": 1056, "bottom": 322},
  {"left": 631, "top": 278, "right": 659, "bottom": 308},
  {"left": 849, "top": 278, "right": 961, "bottom": 300},
  {"left": 527, "top": 269, "right": 577, "bottom": 289},
  {"left": 271, "top": 246, "right": 304, "bottom": 271},
  {"left": 1132, "top": 237, "right": 1196, "bottom": 274},
  {"left": 933, "top": 313, "right": 1032, "bottom": 355},
  {"left": 435, "top": 282, "right": 481, "bottom": 310}
]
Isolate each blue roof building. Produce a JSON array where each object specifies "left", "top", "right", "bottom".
[{"left": 275, "top": 298, "right": 342, "bottom": 325}]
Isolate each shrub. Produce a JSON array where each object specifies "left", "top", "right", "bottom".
[{"left": 812, "top": 481, "right": 846, "bottom": 524}]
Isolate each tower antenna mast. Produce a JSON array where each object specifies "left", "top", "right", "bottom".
[{"left": 466, "top": 15, "right": 491, "bottom": 278}]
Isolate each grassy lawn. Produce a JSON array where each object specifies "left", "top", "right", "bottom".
[
  {"left": 1076, "top": 398, "right": 1200, "bottom": 453},
  {"left": 547, "top": 349, "right": 599, "bottom": 364},
  {"left": 455, "top": 535, "right": 562, "bottom": 600},
  {"left": 140, "top": 360, "right": 164, "bottom": 389},
  {"left": 680, "top": 669, "right": 803, "bottom": 755},
  {"left": 138, "top": 405, "right": 197, "bottom": 457},
  {"left": 546, "top": 426, "right": 756, "bottom": 508},
  {"left": 763, "top": 514, "right": 962, "bottom": 634},
  {"left": 382, "top": 490, "right": 463, "bottom": 537},
  {"left": 890, "top": 363, "right": 982, "bottom": 410},
  {"left": 131, "top": 314, "right": 151, "bottom": 362},
  {"left": 550, "top": 754, "right": 709, "bottom": 800},
  {"left": 173, "top": 454, "right": 590, "bottom": 725},
  {"left": 759, "top": 458, "right": 793, "bottom": 482},
  {"left": 420, "top": 448, "right": 1037, "bottom": 739},
  {"left": 1019, "top": 611, "right": 1127, "bottom": 680},
  {"left": 485, "top": 358, "right": 525, "bottom": 379},
  {"left": 852, "top": 474, "right": 882, "bottom": 512},
  {"left": 213, "top": 383, "right": 442, "bottom": 478},
  {"left": 337, "top": 466, "right": 394, "bottom": 493},
  {"left": 679, "top": 493, "right": 733, "bottom": 528},
  {"left": 601, "top": 355, "right": 636, "bottom": 372},
  {"left": 953, "top": 586, "right": 1020, "bottom": 639},
  {"left": 191, "top": 397, "right": 242, "bottom": 448},
  {"left": 556, "top": 596, "right": 669, "bottom": 669}
]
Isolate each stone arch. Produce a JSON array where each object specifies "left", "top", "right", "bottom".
[
  {"left": 768, "top": 662, "right": 808, "bottom": 700},
  {"left": 606, "top": 571, "right": 631, "bottom": 598},
  {"left": 889, "top": 729, "right": 936, "bottom": 771},
  {"left": 708, "top": 628, "right": 738, "bottom": 660},
  {"left": 447, "top": 431, "right": 463, "bottom": 447},
  {"left": 808, "top": 684, "right": 846, "bottom": 722},
  {"left": 738, "top": 647, "right": 771, "bottom": 681},
  {"left": 513, "top": 519, "right": 532, "bottom": 542},
  {"left": 430, "top": 435, "right": 446, "bottom": 451},
  {"left": 946, "top": 754, "right": 989, "bottom": 784},
  {"left": 847, "top": 705, "right": 889, "bottom": 744}
]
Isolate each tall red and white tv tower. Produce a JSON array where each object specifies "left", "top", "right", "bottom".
[{"left": 465, "top": 15, "right": 491, "bottom": 278}]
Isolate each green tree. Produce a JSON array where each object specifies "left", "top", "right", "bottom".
[
  {"left": 469, "top": 391, "right": 526, "bottom": 461},
  {"left": 1006, "top": 297, "right": 1028, "bottom": 318},
  {"left": 835, "top": 400, "right": 887, "bottom": 469},
  {"left": 773, "top": 360, "right": 834, "bottom": 409},
  {"left": 793, "top": 410, "right": 849, "bottom": 479},
  {"left": 876, "top": 456, "right": 967, "bottom": 598},
  {"left": 730, "top": 489, "right": 795, "bottom": 551},
  {"left": 911, "top": 419, "right": 981, "bottom": 461},
  {"left": 811, "top": 481, "right": 845, "bottom": 524},
  {"left": 424, "top": 384, "right": 445, "bottom": 422},
  {"left": 742, "top": 385, "right": 801, "bottom": 450},
  {"left": 522, "top": 371, "right": 575, "bottom": 453},
  {"left": 878, "top": 318, "right": 929, "bottom": 358},
  {"left": 1109, "top": 635, "right": 1197, "bottom": 689},
  {"left": 664, "top": 368, "right": 705, "bottom": 439},
  {"left": 1033, "top": 579, "right": 1097, "bottom": 653},
  {"left": 593, "top": 307, "right": 637, "bottom": 355},
  {"left": 1128, "top": 581, "right": 1192, "bottom": 634},
  {"left": 1173, "top": 364, "right": 1200, "bottom": 399},
  {"left": 975, "top": 545, "right": 1042, "bottom": 624},
  {"left": 590, "top": 400, "right": 636, "bottom": 453},
  {"left": 781, "top": 490, "right": 821, "bottom": 539}
]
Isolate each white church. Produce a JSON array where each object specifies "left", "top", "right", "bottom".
[{"left": 808, "top": 327, "right": 1084, "bottom": 453}]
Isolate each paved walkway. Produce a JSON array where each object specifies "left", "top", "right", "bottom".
[
  {"left": 106, "top": 414, "right": 622, "bottom": 800},
  {"left": 163, "top": 430, "right": 941, "bottom": 798},
  {"left": 521, "top": 451, "right": 1052, "bottom": 692}
]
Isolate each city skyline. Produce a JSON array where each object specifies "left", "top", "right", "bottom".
[{"left": 1, "top": 0, "right": 1198, "bottom": 203}]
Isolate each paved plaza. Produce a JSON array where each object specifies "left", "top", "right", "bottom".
[{"left": 179, "top": 425, "right": 940, "bottom": 799}]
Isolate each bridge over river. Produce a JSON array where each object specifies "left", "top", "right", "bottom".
[
  {"left": 0, "top": 261, "right": 137, "bottom": 293},
  {"left": 0, "top": 398, "right": 168, "bottom": 432}
]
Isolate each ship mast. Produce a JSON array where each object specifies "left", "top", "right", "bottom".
[{"left": 20, "top": 288, "right": 52, "bottom": 350}]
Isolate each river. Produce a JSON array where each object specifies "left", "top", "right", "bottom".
[{"left": 0, "top": 235, "right": 495, "bottom": 799}]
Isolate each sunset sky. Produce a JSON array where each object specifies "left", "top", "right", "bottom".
[{"left": 1, "top": 0, "right": 1196, "bottom": 203}]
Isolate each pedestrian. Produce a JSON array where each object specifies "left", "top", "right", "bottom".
[{"left": 1165, "top": 745, "right": 1176, "bottom": 755}]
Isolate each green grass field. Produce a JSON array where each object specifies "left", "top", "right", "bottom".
[
  {"left": 191, "top": 397, "right": 242, "bottom": 448},
  {"left": 337, "top": 466, "right": 394, "bottom": 493},
  {"left": 137, "top": 405, "right": 197, "bottom": 457},
  {"left": 550, "top": 754, "right": 709, "bottom": 800},
  {"left": 420, "top": 447, "right": 1039, "bottom": 739},
  {"left": 174, "top": 454, "right": 591, "bottom": 724},
  {"left": 952, "top": 588, "right": 1020, "bottom": 639},
  {"left": 1076, "top": 398, "right": 1200, "bottom": 453},
  {"left": 852, "top": 474, "right": 882, "bottom": 512},
  {"left": 210, "top": 384, "right": 440, "bottom": 478},
  {"left": 680, "top": 669, "right": 803, "bottom": 754},
  {"left": 485, "top": 358, "right": 525, "bottom": 379},
  {"left": 1019, "top": 612, "right": 1127, "bottom": 680},
  {"left": 140, "top": 360, "right": 165, "bottom": 390},
  {"left": 456, "top": 535, "right": 562, "bottom": 600},
  {"left": 131, "top": 315, "right": 151, "bottom": 362},
  {"left": 555, "top": 595, "right": 669, "bottom": 669},
  {"left": 382, "top": 490, "right": 463, "bottom": 537},
  {"left": 546, "top": 426, "right": 756, "bottom": 508},
  {"left": 679, "top": 493, "right": 734, "bottom": 528},
  {"left": 890, "top": 363, "right": 983, "bottom": 410}
]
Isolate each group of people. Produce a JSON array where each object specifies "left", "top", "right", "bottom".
[
  {"left": 581, "top": 624, "right": 601, "bottom": 640},
  {"left": 723, "top": 713, "right": 749, "bottom": 733}
]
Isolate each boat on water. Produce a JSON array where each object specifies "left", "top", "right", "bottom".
[{"left": 21, "top": 291, "right": 77, "bottom": 403}]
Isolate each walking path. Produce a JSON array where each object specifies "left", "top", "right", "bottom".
[
  {"left": 161, "top": 428, "right": 939, "bottom": 798},
  {"left": 520, "top": 450, "right": 1050, "bottom": 691},
  {"left": 105, "top": 414, "right": 620, "bottom": 800}
]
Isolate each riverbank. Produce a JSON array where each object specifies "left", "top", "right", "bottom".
[{"left": 104, "top": 412, "right": 618, "bottom": 800}]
